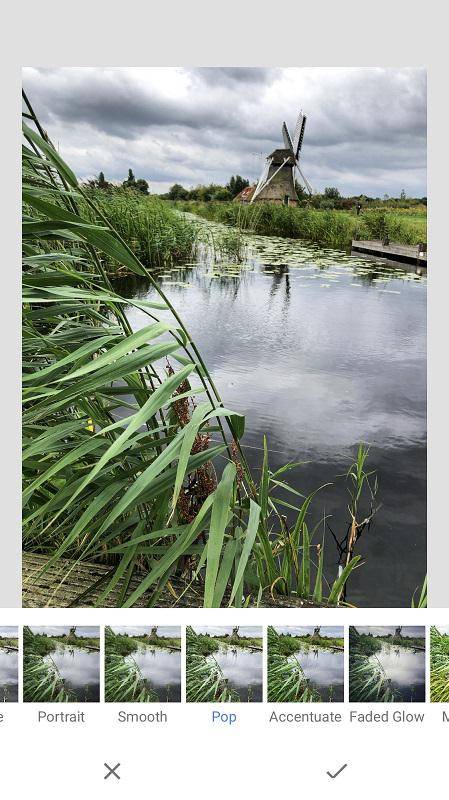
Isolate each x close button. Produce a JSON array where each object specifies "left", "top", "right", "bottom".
[{"left": 104, "top": 763, "right": 121, "bottom": 780}]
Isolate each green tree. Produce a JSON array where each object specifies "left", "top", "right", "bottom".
[
  {"left": 324, "top": 186, "right": 340, "bottom": 200},
  {"left": 123, "top": 169, "right": 136, "bottom": 189},
  {"left": 168, "top": 183, "right": 189, "bottom": 200},
  {"left": 135, "top": 178, "right": 149, "bottom": 195},
  {"left": 214, "top": 186, "right": 232, "bottom": 201},
  {"left": 122, "top": 169, "right": 149, "bottom": 194},
  {"left": 226, "top": 175, "right": 249, "bottom": 198},
  {"left": 98, "top": 171, "right": 109, "bottom": 189},
  {"left": 294, "top": 180, "right": 307, "bottom": 200}
]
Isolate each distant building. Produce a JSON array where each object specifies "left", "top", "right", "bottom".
[
  {"left": 251, "top": 110, "right": 312, "bottom": 206},
  {"left": 233, "top": 185, "right": 256, "bottom": 203}
]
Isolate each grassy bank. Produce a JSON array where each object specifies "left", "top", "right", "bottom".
[
  {"left": 24, "top": 631, "right": 99, "bottom": 656},
  {"left": 82, "top": 189, "right": 199, "bottom": 272},
  {"left": 193, "top": 631, "right": 262, "bottom": 657},
  {"left": 0, "top": 638, "right": 18, "bottom": 649},
  {"left": 274, "top": 633, "right": 343, "bottom": 657},
  {"left": 175, "top": 200, "right": 427, "bottom": 249},
  {"left": 110, "top": 632, "right": 181, "bottom": 657}
]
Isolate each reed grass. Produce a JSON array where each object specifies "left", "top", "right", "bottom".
[{"left": 83, "top": 189, "right": 199, "bottom": 272}]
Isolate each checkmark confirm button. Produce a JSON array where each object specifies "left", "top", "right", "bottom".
[{"left": 326, "top": 764, "right": 348, "bottom": 779}]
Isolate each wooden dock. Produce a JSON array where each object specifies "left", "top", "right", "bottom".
[
  {"left": 22, "top": 553, "right": 335, "bottom": 608},
  {"left": 351, "top": 239, "right": 427, "bottom": 268}
]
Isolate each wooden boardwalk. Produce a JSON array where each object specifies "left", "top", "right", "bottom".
[
  {"left": 351, "top": 239, "right": 427, "bottom": 267},
  {"left": 22, "top": 553, "right": 333, "bottom": 608},
  {"left": 22, "top": 553, "right": 199, "bottom": 608}
]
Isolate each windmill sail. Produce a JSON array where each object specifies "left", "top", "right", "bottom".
[
  {"left": 282, "top": 121, "right": 294, "bottom": 154},
  {"left": 292, "top": 112, "right": 305, "bottom": 156},
  {"left": 295, "top": 115, "right": 307, "bottom": 158}
]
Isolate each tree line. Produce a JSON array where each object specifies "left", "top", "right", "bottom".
[
  {"left": 84, "top": 169, "right": 426, "bottom": 210},
  {"left": 85, "top": 169, "right": 149, "bottom": 195}
]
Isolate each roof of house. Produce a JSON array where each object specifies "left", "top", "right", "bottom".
[{"left": 233, "top": 185, "right": 256, "bottom": 202}]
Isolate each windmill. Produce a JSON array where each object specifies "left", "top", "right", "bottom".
[{"left": 250, "top": 110, "right": 312, "bottom": 205}]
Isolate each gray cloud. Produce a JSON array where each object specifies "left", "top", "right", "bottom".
[
  {"left": 22, "top": 67, "right": 426, "bottom": 195},
  {"left": 191, "top": 67, "right": 280, "bottom": 86}
]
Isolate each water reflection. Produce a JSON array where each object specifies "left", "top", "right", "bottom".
[
  {"left": 127, "top": 646, "right": 181, "bottom": 702},
  {"left": 212, "top": 646, "right": 263, "bottom": 702},
  {"left": 117, "top": 218, "right": 426, "bottom": 607},
  {"left": 0, "top": 648, "right": 18, "bottom": 702},
  {"left": 369, "top": 643, "right": 425, "bottom": 702},
  {"left": 293, "top": 646, "right": 344, "bottom": 702},
  {"left": 46, "top": 645, "right": 100, "bottom": 702}
]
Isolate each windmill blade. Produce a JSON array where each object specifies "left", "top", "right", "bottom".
[
  {"left": 282, "top": 121, "right": 294, "bottom": 154},
  {"left": 292, "top": 111, "right": 306, "bottom": 156},
  {"left": 295, "top": 115, "right": 307, "bottom": 158},
  {"left": 296, "top": 164, "right": 313, "bottom": 196},
  {"left": 251, "top": 158, "right": 272, "bottom": 202}
]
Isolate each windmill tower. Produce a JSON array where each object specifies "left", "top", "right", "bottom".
[{"left": 251, "top": 110, "right": 312, "bottom": 205}]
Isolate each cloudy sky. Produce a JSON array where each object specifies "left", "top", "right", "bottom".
[
  {"left": 23, "top": 67, "right": 426, "bottom": 197},
  {"left": 0, "top": 627, "right": 18, "bottom": 638}
]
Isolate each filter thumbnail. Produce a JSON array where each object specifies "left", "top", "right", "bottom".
[
  {"left": 268, "top": 626, "right": 344, "bottom": 702},
  {"left": 430, "top": 626, "right": 449, "bottom": 702},
  {"left": 186, "top": 626, "right": 263, "bottom": 702},
  {"left": 23, "top": 626, "right": 100, "bottom": 702},
  {"left": 0, "top": 627, "right": 19, "bottom": 702},
  {"left": 349, "top": 626, "right": 425, "bottom": 702},
  {"left": 105, "top": 626, "right": 181, "bottom": 702}
]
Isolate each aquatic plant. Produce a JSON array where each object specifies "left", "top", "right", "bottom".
[
  {"left": 186, "top": 626, "right": 241, "bottom": 702},
  {"left": 430, "top": 626, "right": 449, "bottom": 702},
  {"left": 22, "top": 92, "right": 362, "bottom": 608},
  {"left": 267, "top": 626, "right": 321, "bottom": 702}
]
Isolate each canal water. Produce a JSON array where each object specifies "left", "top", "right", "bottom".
[
  {"left": 46, "top": 645, "right": 100, "bottom": 702},
  {"left": 0, "top": 647, "right": 18, "bottom": 702},
  {"left": 293, "top": 645, "right": 344, "bottom": 701},
  {"left": 368, "top": 642, "right": 426, "bottom": 702},
  {"left": 127, "top": 645, "right": 181, "bottom": 702},
  {"left": 212, "top": 645, "right": 263, "bottom": 701},
  {"left": 117, "top": 217, "right": 427, "bottom": 607}
]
